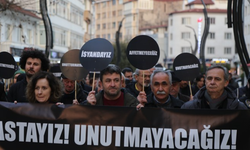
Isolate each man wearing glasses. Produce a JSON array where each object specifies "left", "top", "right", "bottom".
[{"left": 126, "top": 68, "right": 152, "bottom": 98}]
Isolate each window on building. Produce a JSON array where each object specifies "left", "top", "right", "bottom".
[
  {"left": 107, "top": 34, "right": 111, "bottom": 40},
  {"left": 97, "top": 24, "right": 100, "bottom": 30},
  {"left": 210, "top": 17, "right": 215, "bottom": 24},
  {"left": 102, "top": 12, "right": 106, "bottom": 19},
  {"left": 70, "top": 33, "right": 83, "bottom": 49},
  {"left": 96, "top": 35, "right": 100, "bottom": 38},
  {"left": 13, "top": 26, "right": 21, "bottom": 43},
  {"left": 112, "top": 11, "right": 116, "bottom": 17},
  {"left": 224, "top": 32, "right": 232, "bottom": 39},
  {"left": 5, "top": 24, "right": 11, "bottom": 41},
  {"left": 103, "top": 2, "right": 106, "bottom": 7},
  {"left": 170, "top": 47, "right": 172, "bottom": 54},
  {"left": 182, "top": 17, "right": 191, "bottom": 25},
  {"left": 103, "top": 23, "right": 106, "bottom": 29},
  {"left": 112, "top": 22, "right": 116, "bottom": 28},
  {"left": 170, "top": 33, "right": 173, "bottom": 40},
  {"left": 118, "top": 10, "right": 122, "bottom": 16},
  {"left": 54, "top": 27, "right": 67, "bottom": 47},
  {"left": 26, "top": 29, "right": 33, "bottom": 44},
  {"left": 181, "top": 32, "right": 190, "bottom": 39},
  {"left": 39, "top": 25, "right": 45, "bottom": 45},
  {"left": 70, "top": 6, "right": 83, "bottom": 25},
  {"left": 97, "top": 13, "right": 100, "bottom": 19},
  {"left": 57, "top": 1, "right": 67, "bottom": 19},
  {"left": 208, "top": 32, "right": 215, "bottom": 39},
  {"left": 112, "top": 0, "right": 116, "bottom": 5},
  {"left": 224, "top": 47, "right": 232, "bottom": 54},
  {"left": 207, "top": 47, "right": 215, "bottom": 54},
  {"left": 225, "top": 17, "right": 227, "bottom": 24},
  {"left": 102, "top": 34, "right": 106, "bottom": 39},
  {"left": 170, "top": 19, "right": 173, "bottom": 26},
  {"left": 181, "top": 47, "right": 190, "bottom": 53},
  {"left": 119, "top": 0, "right": 123, "bottom": 4}
]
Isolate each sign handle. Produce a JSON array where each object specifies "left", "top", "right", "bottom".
[
  {"left": 75, "top": 80, "right": 77, "bottom": 99},
  {"left": 92, "top": 72, "right": 96, "bottom": 91},
  {"left": 188, "top": 81, "right": 193, "bottom": 97},
  {"left": 142, "top": 71, "right": 144, "bottom": 92}
]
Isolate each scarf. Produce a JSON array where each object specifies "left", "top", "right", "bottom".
[{"left": 205, "top": 90, "right": 227, "bottom": 109}]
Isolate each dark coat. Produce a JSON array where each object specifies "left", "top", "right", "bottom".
[
  {"left": 181, "top": 87, "right": 247, "bottom": 109},
  {"left": 7, "top": 78, "right": 28, "bottom": 102},
  {"left": 59, "top": 84, "right": 87, "bottom": 104},
  {"left": 125, "top": 81, "right": 151, "bottom": 98},
  {"left": 145, "top": 93, "right": 184, "bottom": 108}
]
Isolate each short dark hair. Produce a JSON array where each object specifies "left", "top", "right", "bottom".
[
  {"left": 195, "top": 74, "right": 204, "bottom": 82},
  {"left": 100, "top": 64, "right": 121, "bottom": 82},
  {"left": 19, "top": 50, "right": 50, "bottom": 71},
  {"left": 122, "top": 67, "right": 133, "bottom": 74},
  {"left": 206, "top": 65, "right": 229, "bottom": 81},
  {"left": 26, "top": 71, "right": 62, "bottom": 103}
]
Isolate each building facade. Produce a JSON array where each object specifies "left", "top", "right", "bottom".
[
  {"left": 0, "top": 2, "right": 41, "bottom": 59},
  {"left": 168, "top": 0, "right": 235, "bottom": 68}
]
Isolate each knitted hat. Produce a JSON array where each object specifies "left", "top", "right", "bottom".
[{"left": 14, "top": 70, "right": 25, "bottom": 77}]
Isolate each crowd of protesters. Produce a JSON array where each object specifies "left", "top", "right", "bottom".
[{"left": 0, "top": 50, "right": 249, "bottom": 110}]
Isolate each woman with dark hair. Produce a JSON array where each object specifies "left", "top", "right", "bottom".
[{"left": 26, "top": 71, "right": 62, "bottom": 103}]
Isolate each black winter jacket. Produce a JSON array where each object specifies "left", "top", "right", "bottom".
[{"left": 181, "top": 87, "right": 247, "bottom": 109}]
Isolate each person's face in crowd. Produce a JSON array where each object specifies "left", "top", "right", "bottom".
[
  {"left": 197, "top": 77, "right": 205, "bottom": 89},
  {"left": 135, "top": 70, "right": 151, "bottom": 87},
  {"left": 151, "top": 72, "right": 171, "bottom": 102},
  {"left": 85, "top": 74, "right": 90, "bottom": 85},
  {"left": 63, "top": 78, "right": 75, "bottom": 94},
  {"left": 101, "top": 73, "right": 122, "bottom": 99},
  {"left": 170, "top": 82, "right": 180, "bottom": 98},
  {"left": 25, "top": 58, "right": 42, "bottom": 78},
  {"left": 35, "top": 78, "right": 51, "bottom": 103},
  {"left": 124, "top": 71, "right": 133, "bottom": 81},
  {"left": 205, "top": 68, "right": 229, "bottom": 97},
  {"left": 14, "top": 73, "right": 20, "bottom": 83},
  {"left": 121, "top": 75, "right": 126, "bottom": 88},
  {"left": 180, "top": 80, "right": 188, "bottom": 88}
]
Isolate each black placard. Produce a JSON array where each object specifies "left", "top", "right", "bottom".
[
  {"left": 60, "top": 49, "right": 88, "bottom": 80},
  {"left": 173, "top": 53, "right": 200, "bottom": 81},
  {"left": 126, "top": 35, "right": 160, "bottom": 70},
  {"left": 79, "top": 38, "right": 114, "bottom": 71},
  {"left": 0, "top": 52, "right": 16, "bottom": 79}
]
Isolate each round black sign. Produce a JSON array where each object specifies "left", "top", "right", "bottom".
[
  {"left": 173, "top": 53, "right": 200, "bottom": 81},
  {"left": 126, "top": 35, "right": 160, "bottom": 70},
  {"left": 60, "top": 49, "right": 88, "bottom": 80},
  {"left": 79, "top": 38, "right": 114, "bottom": 71},
  {"left": 0, "top": 52, "right": 16, "bottom": 79}
]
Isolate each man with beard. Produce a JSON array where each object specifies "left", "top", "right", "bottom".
[
  {"left": 7, "top": 50, "right": 50, "bottom": 102},
  {"left": 82, "top": 64, "right": 139, "bottom": 106},
  {"left": 125, "top": 69, "right": 152, "bottom": 98},
  {"left": 137, "top": 70, "right": 184, "bottom": 108},
  {"left": 182, "top": 65, "right": 247, "bottom": 109}
]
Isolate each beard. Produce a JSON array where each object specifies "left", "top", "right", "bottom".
[
  {"left": 26, "top": 72, "right": 33, "bottom": 78},
  {"left": 104, "top": 87, "right": 121, "bottom": 98}
]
